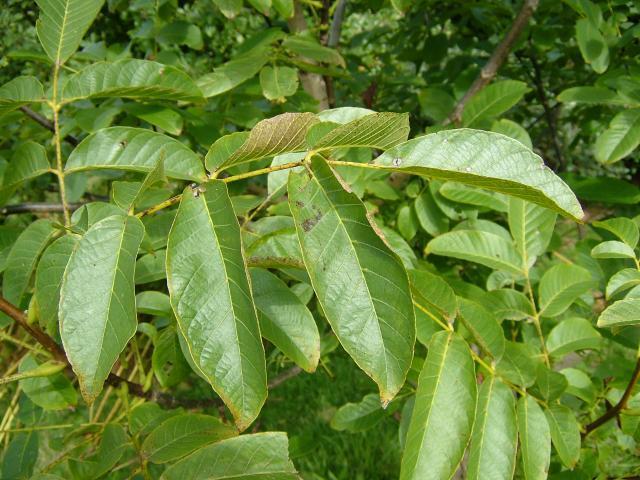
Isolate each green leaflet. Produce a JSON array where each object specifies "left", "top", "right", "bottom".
[
  {"left": 467, "top": 376, "right": 517, "bottom": 480},
  {"left": 576, "top": 18, "right": 609, "bottom": 73},
  {"left": 137, "top": 291, "right": 171, "bottom": 317},
  {"left": 419, "top": 88, "right": 455, "bottom": 123},
  {"left": 508, "top": 197, "right": 557, "bottom": 267},
  {"left": 35, "top": 0, "right": 105, "bottom": 65},
  {"left": 481, "top": 288, "right": 533, "bottom": 321},
  {"left": 408, "top": 269, "right": 457, "bottom": 324},
  {"left": 35, "top": 235, "right": 77, "bottom": 335},
  {"left": 563, "top": 174, "right": 640, "bottom": 204},
  {"left": 595, "top": 109, "right": 640, "bottom": 164},
  {"left": 457, "top": 298, "right": 505, "bottom": 360},
  {"left": 60, "top": 215, "right": 144, "bottom": 403},
  {"left": 152, "top": 326, "right": 191, "bottom": 388},
  {"left": 123, "top": 104, "right": 184, "bottom": 136},
  {"left": 71, "top": 202, "right": 125, "bottom": 231},
  {"left": 267, "top": 152, "right": 306, "bottom": 196},
  {"left": 375, "top": 129, "right": 584, "bottom": 221},
  {"left": 65, "top": 127, "right": 206, "bottom": 182},
  {"left": 330, "top": 393, "right": 386, "bottom": 432},
  {"left": 544, "top": 404, "right": 581, "bottom": 468},
  {"left": 532, "top": 364, "right": 568, "bottom": 402},
  {"left": 111, "top": 153, "right": 167, "bottom": 212},
  {"left": 1, "top": 432, "right": 38, "bottom": 480},
  {"left": 400, "top": 331, "right": 476, "bottom": 480},
  {"left": 166, "top": 182, "right": 266, "bottom": 430},
  {"left": 606, "top": 268, "right": 640, "bottom": 299},
  {"left": 160, "top": 432, "right": 299, "bottom": 480},
  {"left": 197, "top": 47, "right": 271, "bottom": 98},
  {"left": 546, "top": 317, "right": 601, "bottom": 357},
  {"left": 283, "top": 36, "right": 345, "bottom": 67},
  {"left": 593, "top": 217, "right": 639, "bottom": 248},
  {"left": 141, "top": 413, "right": 237, "bottom": 464},
  {"left": 3, "top": 219, "right": 56, "bottom": 306},
  {"left": 68, "top": 424, "right": 128, "bottom": 479},
  {"left": 517, "top": 396, "right": 551, "bottom": 480},
  {"left": 381, "top": 226, "right": 418, "bottom": 270},
  {"left": 597, "top": 298, "right": 640, "bottom": 327},
  {"left": 62, "top": 59, "right": 203, "bottom": 103},
  {"left": 426, "top": 229, "right": 523, "bottom": 274},
  {"left": 414, "top": 187, "right": 449, "bottom": 236},
  {"left": 312, "top": 112, "right": 410, "bottom": 151},
  {"left": 557, "top": 86, "right": 625, "bottom": 105},
  {"left": 439, "top": 182, "right": 509, "bottom": 212},
  {"left": 491, "top": 119, "right": 532, "bottom": 148},
  {"left": 397, "top": 204, "right": 418, "bottom": 240},
  {"left": 207, "top": 111, "right": 409, "bottom": 173},
  {"left": 538, "top": 263, "right": 593, "bottom": 317},
  {"left": 288, "top": 156, "right": 415, "bottom": 404},
  {"left": 213, "top": 112, "right": 318, "bottom": 171},
  {"left": 561, "top": 368, "right": 596, "bottom": 404},
  {"left": 250, "top": 268, "right": 320, "bottom": 373},
  {"left": 128, "top": 402, "right": 180, "bottom": 437},
  {"left": 18, "top": 354, "right": 77, "bottom": 410},
  {"left": 461, "top": 80, "right": 530, "bottom": 127},
  {"left": 495, "top": 341, "right": 539, "bottom": 388},
  {"left": 591, "top": 240, "right": 636, "bottom": 259},
  {"left": 0, "top": 76, "right": 44, "bottom": 115},
  {"left": 273, "top": 0, "right": 294, "bottom": 17},
  {"left": 156, "top": 21, "right": 203, "bottom": 49},
  {"left": 259, "top": 65, "right": 299, "bottom": 101},
  {"left": 0, "top": 227, "right": 20, "bottom": 275},
  {"left": 317, "top": 107, "right": 375, "bottom": 123},
  {"left": 247, "top": 0, "right": 271, "bottom": 15},
  {"left": 3, "top": 141, "right": 50, "bottom": 186},
  {"left": 212, "top": 0, "right": 243, "bottom": 18},
  {"left": 205, "top": 132, "right": 250, "bottom": 172},
  {"left": 135, "top": 250, "right": 167, "bottom": 286},
  {"left": 453, "top": 218, "right": 512, "bottom": 241}
]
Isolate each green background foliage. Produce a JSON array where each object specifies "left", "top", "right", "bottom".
[{"left": 1, "top": 0, "right": 640, "bottom": 479}]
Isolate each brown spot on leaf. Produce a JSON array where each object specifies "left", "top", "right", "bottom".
[{"left": 302, "top": 210, "right": 323, "bottom": 232}]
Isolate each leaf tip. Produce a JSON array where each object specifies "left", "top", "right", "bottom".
[{"left": 379, "top": 391, "right": 395, "bottom": 409}]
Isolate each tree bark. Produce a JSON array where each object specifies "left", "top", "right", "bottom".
[
  {"left": 446, "top": 0, "right": 540, "bottom": 125},
  {"left": 288, "top": 2, "right": 330, "bottom": 110}
]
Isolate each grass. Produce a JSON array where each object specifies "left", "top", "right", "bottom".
[{"left": 260, "top": 351, "right": 402, "bottom": 480}]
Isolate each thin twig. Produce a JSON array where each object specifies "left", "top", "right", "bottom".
[
  {"left": 19, "top": 106, "right": 79, "bottom": 147},
  {"left": 268, "top": 366, "right": 303, "bottom": 389},
  {"left": 327, "top": 0, "right": 347, "bottom": 48},
  {"left": 583, "top": 356, "right": 640, "bottom": 437},
  {"left": 51, "top": 65, "right": 71, "bottom": 225},
  {"left": 1, "top": 202, "right": 86, "bottom": 215},
  {"left": 0, "top": 295, "right": 151, "bottom": 401},
  {"left": 221, "top": 160, "right": 305, "bottom": 183},
  {"left": 135, "top": 193, "right": 182, "bottom": 219},
  {"left": 446, "top": 0, "right": 540, "bottom": 125},
  {"left": 0, "top": 294, "right": 308, "bottom": 411},
  {"left": 324, "top": 0, "right": 347, "bottom": 107},
  {"left": 527, "top": 48, "right": 564, "bottom": 168},
  {"left": 0, "top": 296, "right": 67, "bottom": 363}
]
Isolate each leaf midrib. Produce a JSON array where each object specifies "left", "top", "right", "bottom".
[
  {"left": 93, "top": 217, "right": 131, "bottom": 392},
  {"left": 464, "top": 85, "right": 524, "bottom": 127},
  {"left": 408, "top": 332, "right": 451, "bottom": 477},
  {"left": 55, "top": 0, "right": 72, "bottom": 66},
  {"left": 304, "top": 166, "right": 394, "bottom": 397}
]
